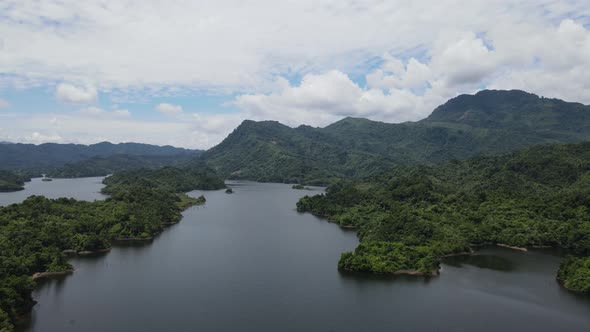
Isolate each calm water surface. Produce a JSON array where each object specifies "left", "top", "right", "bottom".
[
  {"left": 5, "top": 180, "right": 589, "bottom": 331},
  {"left": 0, "top": 177, "right": 105, "bottom": 206}
]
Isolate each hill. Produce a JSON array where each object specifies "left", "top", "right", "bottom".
[{"left": 200, "top": 90, "right": 590, "bottom": 184}]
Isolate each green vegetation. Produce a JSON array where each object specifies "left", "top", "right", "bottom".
[
  {"left": 0, "top": 171, "right": 31, "bottom": 192},
  {"left": 200, "top": 90, "right": 590, "bottom": 184},
  {"left": 297, "top": 142, "right": 590, "bottom": 280},
  {"left": 557, "top": 257, "right": 590, "bottom": 293},
  {"left": 102, "top": 166, "right": 225, "bottom": 194},
  {"left": 0, "top": 167, "right": 223, "bottom": 331},
  {"left": 225, "top": 188, "right": 233, "bottom": 194},
  {"left": 292, "top": 184, "right": 305, "bottom": 190},
  {"left": 47, "top": 154, "right": 195, "bottom": 178}
]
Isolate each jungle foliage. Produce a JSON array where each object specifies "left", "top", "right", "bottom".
[
  {"left": 297, "top": 142, "right": 590, "bottom": 285},
  {"left": 0, "top": 171, "right": 31, "bottom": 192}
]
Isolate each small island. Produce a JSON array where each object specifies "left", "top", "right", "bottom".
[
  {"left": 41, "top": 177, "right": 53, "bottom": 182},
  {"left": 292, "top": 184, "right": 305, "bottom": 190},
  {"left": 225, "top": 188, "right": 233, "bottom": 194}
]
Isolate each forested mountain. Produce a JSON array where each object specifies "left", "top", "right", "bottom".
[
  {"left": 296, "top": 141, "right": 590, "bottom": 291},
  {"left": 46, "top": 154, "right": 195, "bottom": 178},
  {"left": 200, "top": 90, "right": 590, "bottom": 184},
  {"left": 0, "top": 141, "right": 200, "bottom": 171}
]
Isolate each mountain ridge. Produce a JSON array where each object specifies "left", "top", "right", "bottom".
[
  {"left": 199, "top": 89, "right": 590, "bottom": 184},
  {"left": 0, "top": 141, "right": 201, "bottom": 171}
]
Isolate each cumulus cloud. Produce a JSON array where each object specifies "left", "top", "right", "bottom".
[
  {"left": 156, "top": 103, "right": 183, "bottom": 115},
  {"left": 56, "top": 83, "right": 97, "bottom": 103},
  {"left": 1, "top": 1, "right": 589, "bottom": 94},
  {"left": 233, "top": 71, "right": 438, "bottom": 127},
  {"left": 0, "top": 99, "right": 9, "bottom": 108},
  {"left": 232, "top": 18, "right": 590, "bottom": 128}
]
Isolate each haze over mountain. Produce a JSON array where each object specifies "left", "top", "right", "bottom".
[{"left": 200, "top": 90, "right": 590, "bottom": 184}]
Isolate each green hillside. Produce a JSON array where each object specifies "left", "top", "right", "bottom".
[{"left": 200, "top": 90, "right": 590, "bottom": 184}]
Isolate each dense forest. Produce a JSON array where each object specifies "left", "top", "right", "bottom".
[
  {"left": 297, "top": 142, "right": 590, "bottom": 289},
  {"left": 47, "top": 154, "right": 195, "bottom": 178},
  {"left": 201, "top": 90, "right": 590, "bottom": 184},
  {"left": 0, "top": 171, "right": 31, "bottom": 192},
  {"left": 0, "top": 168, "right": 225, "bottom": 331},
  {"left": 102, "top": 166, "right": 226, "bottom": 194}
]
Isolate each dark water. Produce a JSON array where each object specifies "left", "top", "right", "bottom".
[
  {"left": 0, "top": 177, "right": 105, "bottom": 206},
  {"left": 10, "top": 181, "right": 590, "bottom": 331}
]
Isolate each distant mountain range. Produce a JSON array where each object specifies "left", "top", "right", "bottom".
[
  {"left": 0, "top": 141, "right": 201, "bottom": 171},
  {"left": 200, "top": 90, "right": 590, "bottom": 184}
]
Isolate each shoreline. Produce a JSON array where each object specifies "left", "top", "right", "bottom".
[
  {"left": 496, "top": 243, "right": 528, "bottom": 251},
  {"left": 32, "top": 269, "right": 74, "bottom": 281}
]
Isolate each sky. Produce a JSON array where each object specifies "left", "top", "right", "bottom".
[{"left": 0, "top": 1, "right": 590, "bottom": 149}]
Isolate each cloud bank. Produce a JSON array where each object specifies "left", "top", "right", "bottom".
[{"left": 0, "top": 1, "right": 589, "bottom": 148}]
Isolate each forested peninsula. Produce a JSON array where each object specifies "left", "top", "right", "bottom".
[
  {"left": 0, "top": 171, "right": 31, "bottom": 192},
  {"left": 0, "top": 167, "right": 225, "bottom": 331},
  {"left": 297, "top": 142, "right": 590, "bottom": 290}
]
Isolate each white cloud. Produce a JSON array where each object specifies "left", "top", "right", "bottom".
[
  {"left": 79, "top": 106, "right": 104, "bottom": 115},
  {"left": 233, "top": 70, "right": 435, "bottom": 127},
  {"left": 156, "top": 103, "right": 183, "bottom": 115},
  {"left": 0, "top": 1, "right": 588, "bottom": 95},
  {"left": 113, "top": 109, "right": 131, "bottom": 117},
  {"left": 0, "top": 99, "right": 9, "bottom": 108},
  {"left": 26, "top": 131, "right": 63, "bottom": 144},
  {"left": 56, "top": 83, "right": 97, "bottom": 103},
  {"left": 79, "top": 107, "right": 131, "bottom": 118}
]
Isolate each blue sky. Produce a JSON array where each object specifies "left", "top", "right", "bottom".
[{"left": 0, "top": 1, "right": 589, "bottom": 148}]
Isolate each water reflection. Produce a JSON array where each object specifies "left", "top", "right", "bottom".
[{"left": 444, "top": 253, "right": 515, "bottom": 271}]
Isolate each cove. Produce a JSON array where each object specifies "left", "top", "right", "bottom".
[{"left": 4, "top": 180, "right": 589, "bottom": 331}]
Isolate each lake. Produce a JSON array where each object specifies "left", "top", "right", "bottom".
[
  {"left": 5, "top": 179, "right": 590, "bottom": 331},
  {"left": 0, "top": 177, "right": 105, "bottom": 206}
]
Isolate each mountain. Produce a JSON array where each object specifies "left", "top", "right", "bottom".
[
  {"left": 0, "top": 141, "right": 201, "bottom": 171},
  {"left": 200, "top": 90, "right": 590, "bottom": 184}
]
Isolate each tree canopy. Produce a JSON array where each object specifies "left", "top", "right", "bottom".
[{"left": 297, "top": 142, "right": 590, "bottom": 285}]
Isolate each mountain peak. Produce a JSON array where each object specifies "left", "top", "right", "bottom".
[{"left": 422, "top": 89, "right": 590, "bottom": 130}]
